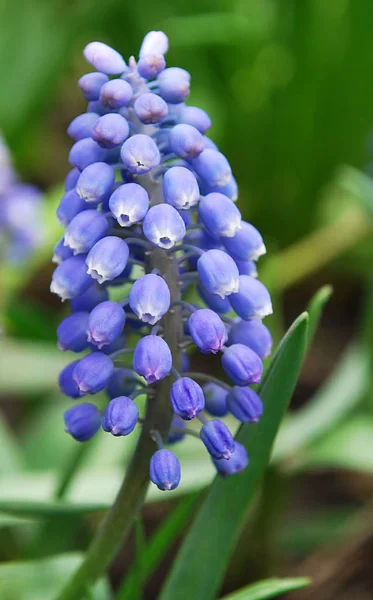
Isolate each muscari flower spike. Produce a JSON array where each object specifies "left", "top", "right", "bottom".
[{"left": 51, "top": 31, "right": 273, "bottom": 491}]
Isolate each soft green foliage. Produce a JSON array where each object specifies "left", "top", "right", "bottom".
[
  {"left": 220, "top": 577, "right": 311, "bottom": 600},
  {"left": 0, "top": 553, "right": 110, "bottom": 600}
]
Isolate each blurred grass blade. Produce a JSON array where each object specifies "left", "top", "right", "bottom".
[
  {"left": 0, "top": 457, "right": 211, "bottom": 517},
  {"left": 132, "top": 516, "right": 146, "bottom": 600},
  {"left": 303, "top": 415, "right": 373, "bottom": 473},
  {"left": 274, "top": 344, "right": 367, "bottom": 463},
  {"left": 0, "top": 340, "right": 69, "bottom": 393},
  {"left": 337, "top": 165, "right": 373, "bottom": 216},
  {"left": 305, "top": 285, "right": 332, "bottom": 349},
  {"left": 0, "top": 552, "right": 110, "bottom": 600},
  {"left": 160, "top": 312, "right": 308, "bottom": 600},
  {"left": 117, "top": 494, "right": 198, "bottom": 599},
  {"left": 220, "top": 577, "right": 311, "bottom": 600},
  {"left": 0, "top": 415, "right": 25, "bottom": 474},
  {"left": 0, "top": 513, "right": 37, "bottom": 529}
]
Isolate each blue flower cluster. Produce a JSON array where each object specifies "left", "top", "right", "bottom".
[
  {"left": 0, "top": 134, "right": 43, "bottom": 261},
  {"left": 51, "top": 32, "right": 273, "bottom": 491}
]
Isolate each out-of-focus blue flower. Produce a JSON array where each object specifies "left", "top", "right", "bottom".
[
  {"left": 0, "top": 136, "right": 44, "bottom": 261},
  {"left": 53, "top": 31, "right": 272, "bottom": 490}
]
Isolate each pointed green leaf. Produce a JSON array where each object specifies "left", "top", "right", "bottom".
[
  {"left": 220, "top": 577, "right": 310, "bottom": 600},
  {"left": 160, "top": 313, "right": 308, "bottom": 600}
]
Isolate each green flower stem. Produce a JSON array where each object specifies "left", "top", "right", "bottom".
[{"left": 56, "top": 229, "right": 183, "bottom": 600}]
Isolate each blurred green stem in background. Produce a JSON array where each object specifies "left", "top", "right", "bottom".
[
  {"left": 262, "top": 204, "right": 371, "bottom": 291},
  {"left": 55, "top": 444, "right": 91, "bottom": 500}
]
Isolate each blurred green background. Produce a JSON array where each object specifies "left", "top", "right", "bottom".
[{"left": 2, "top": 0, "right": 373, "bottom": 598}]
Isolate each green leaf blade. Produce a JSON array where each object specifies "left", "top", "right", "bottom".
[
  {"left": 160, "top": 313, "right": 308, "bottom": 600},
  {"left": 220, "top": 577, "right": 311, "bottom": 600}
]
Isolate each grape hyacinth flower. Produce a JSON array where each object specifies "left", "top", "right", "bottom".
[
  {"left": 52, "top": 31, "right": 272, "bottom": 490},
  {"left": 0, "top": 134, "right": 44, "bottom": 262}
]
